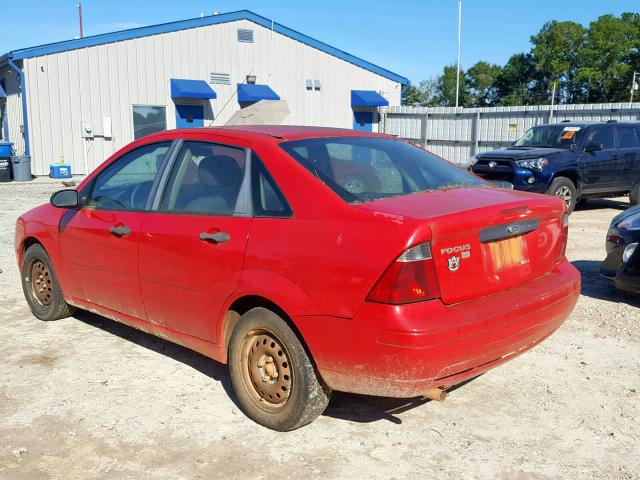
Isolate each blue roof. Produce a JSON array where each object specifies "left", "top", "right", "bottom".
[
  {"left": 237, "top": 84, "right": 280, "bottom": 103},
  {"left": 1, "top": 10, "right": 407, "bottom": 85},
  {"left": 351, "top": 90, "right": 389, "bottom": 107},
  {"left": 170, "top": 78, "right": 217, "bottom": 99}
]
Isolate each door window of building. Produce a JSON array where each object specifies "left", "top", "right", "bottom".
[{"left": 132, "top": 106, "right": 167, "bottom": 140}]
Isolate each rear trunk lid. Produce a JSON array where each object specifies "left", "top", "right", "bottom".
[{"left": 356, "top": 187, "right": 566, "bottom": 304}]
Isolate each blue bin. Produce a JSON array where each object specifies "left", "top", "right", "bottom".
[
  {"left": 50, "top": 163, "right": 72, "bottom": 179},
  {"left": 0, "top": 142, "right": 13, "bottom": 157}
]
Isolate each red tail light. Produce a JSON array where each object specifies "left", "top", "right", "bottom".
[
  {"left": 558, "top": 213, "right": 569, "bottom": 261},
  {"left": 367, "top": 242, "right": 441, "bottom": 304}
]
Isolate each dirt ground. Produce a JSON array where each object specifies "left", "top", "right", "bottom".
[{"left": 0, "top": 178, "right": 638, "bottom": 480}]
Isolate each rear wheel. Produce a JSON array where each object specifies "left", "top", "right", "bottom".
[
  {"left": 21, "top": 244, "right": 75, "bottom": 321},
  {"left": 228, "top": 307, "right": 331, "bottom": 431},
  {"left": 546, "top": 177, "right": 578, "bottom": 213}
]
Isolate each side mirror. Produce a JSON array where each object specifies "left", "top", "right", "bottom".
[
  {"left": 585, "top": 142, "right": 603, "bottom": 152},
  {"left": 50, "top": 189, "right": 80, "bottom": 209}
]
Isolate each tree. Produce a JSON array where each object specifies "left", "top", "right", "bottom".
[
  {"left": 494, "top": 53, "right": 546, "bottom": 105},
  {"left": 402, "top": 82, "right": 423, "bottom": 106},
  {"left": 531, "top": 20, "right": 586, "bottom": 103},
  {"left": 439, "top": 64, "right": 469, "bottom": 107},
  {"left": 467, "top": 61, "right": 502, "bottom": 106},
  {"left": 401, "top": 78, "right": 442, "bottom": 106},
  {"left": 576, "top": 13, "right": 640, "bottom": 102}
]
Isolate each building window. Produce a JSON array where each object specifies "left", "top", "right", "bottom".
[
  {"left": 132, "top": 106, "right": 166, "bottom": 140},
  {"left": 237, "top": 28, "right": 254, "bottom": 43}
]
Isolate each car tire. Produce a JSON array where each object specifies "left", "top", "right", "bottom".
[
  {"left": 21, "top": 244, "right": 76, "bottom": 321},
  {"left": 546, "top": 177, "right": 578, "bottom": 213},
  {"left": 630, "top": 183, "right": 640, "bottom": 205},
  {"left": 228, "top": 307, "right": 331, "bottom": 431}
]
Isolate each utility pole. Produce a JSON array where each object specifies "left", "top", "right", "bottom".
[
  {"left": 550, "top": 81, "right": 557, "bottom": 122},
  {"left": 77, "top": 2, "right": 84, "bottom": 39},
  {"left": 455, "top": 0, "right": 462, "bottom": 108},
  {"left": 631, "top": 71, "right": 638, "bottom": 106}
]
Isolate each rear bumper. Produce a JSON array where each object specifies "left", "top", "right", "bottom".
[{"left": 295, "top": 260, "right": 580, "bottom": 398}]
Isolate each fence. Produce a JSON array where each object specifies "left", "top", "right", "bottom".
[{"left": 382, "top": 102, "right": 640, "bottom": 166}]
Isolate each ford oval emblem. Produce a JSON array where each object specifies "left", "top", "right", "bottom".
[
  {"left": 507, "top": 223, "right": 521, "bottom": 234},
  {"left": 488, "top": 161, "right": 497, "bottom": 168}
]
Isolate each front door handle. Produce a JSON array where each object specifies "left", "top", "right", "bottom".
[
  {"left": 200, "top": 231, "right": 231, "bottom": 243},
  {"left": 109, "top": 225, "right": 131, "bottom": 237}
]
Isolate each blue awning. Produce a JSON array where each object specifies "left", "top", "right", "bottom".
[
  {"left": 170, "top": 78, "right": 216, "bottom": 99},
  {"left": 237, "top": 84, "right": 280, "bottom": 103},
  {"left": 0, "top": 84, "right": 5, "bottom": 98},
  {"left": 351, "top": 90, "right": 389, "bottom": 107}
]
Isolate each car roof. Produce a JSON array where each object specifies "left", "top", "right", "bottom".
[
  {"left": 144, "top": 125, "right": 392, "bottom": 143},
  {"left": 537, "top": 121, "right": 639, "bottom": 128}
]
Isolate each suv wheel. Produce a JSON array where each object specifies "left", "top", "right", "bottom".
[{"left": 546, "top": 177, "right": 578, "bottom": 213}]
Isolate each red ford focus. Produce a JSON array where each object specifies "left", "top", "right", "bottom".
[{"left": 15, "top": 126, "right": 580, "bottom": 430}]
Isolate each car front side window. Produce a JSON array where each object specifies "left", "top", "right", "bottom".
[
  {"left": 160, "top": 141, "right": 246, "bottom": 215},
  {"left": 88, "top": 142, "right": 171, "bottom": 210}
]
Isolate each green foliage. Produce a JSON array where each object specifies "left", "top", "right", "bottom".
[{"left": 409, "top": 12, "right": 640, "bottom": 107}]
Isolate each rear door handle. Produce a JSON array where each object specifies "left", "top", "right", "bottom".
[
  {"left": 109, "top": 225, "right": 131, "bottom": 237},
  {"left": 199, "top": 231, "right": 231, "bottom": 243}
]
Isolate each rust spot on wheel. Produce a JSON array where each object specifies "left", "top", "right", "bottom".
[
  {"left": 241, "top": 331, "right": 292, "bottom": 411},
  {"left": 30, "top": 260, "right": 53, "bottom": 306}
]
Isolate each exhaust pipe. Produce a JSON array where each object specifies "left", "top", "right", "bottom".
[{"left": 423, "top": 388, "right": 447, "bottom": 402}]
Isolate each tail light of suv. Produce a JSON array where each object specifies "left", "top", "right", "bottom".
[{"left": 367, "top": 242, "right": 441, "bottom": 304}]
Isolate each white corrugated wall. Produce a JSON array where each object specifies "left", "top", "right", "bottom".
[{"left": 20, "top": 18, "right": 401, "bottom": 175}]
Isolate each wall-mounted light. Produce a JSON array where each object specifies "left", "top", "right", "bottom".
[{"left": 246, "top": 75, "right": 257, "bottom": 84}]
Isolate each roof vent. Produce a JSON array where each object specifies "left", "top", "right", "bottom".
[
  {"left": 209, "top": 72, "right": 231, "bottom": 85},
  {"left": 237, "top": 28, "right": 254, "bottom": 43}
]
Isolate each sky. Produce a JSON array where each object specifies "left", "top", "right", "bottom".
[{"left": 0, "top": 0, "right": 636, "bottom": 83}]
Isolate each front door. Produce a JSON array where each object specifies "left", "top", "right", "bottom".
[
  {"left": 176, "top": 104, "right": 204, "bottom": 129},
  {"left": 59, "top": 142, "right": 172, "bottom": 316},
  {"left": 139, "top": 140, "right": 251, "bottom": 342},
  {"left": 353, "top": 111, "right": 373, "bottom": 132},
  {"left": 579, "top": 125, "right": 616, "bottom": 193}
]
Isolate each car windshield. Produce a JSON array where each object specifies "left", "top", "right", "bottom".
[
  {"left": 280, "top": 136, "right": 486, "bottom": 203},
  {"left": 514, "top": 125, "right": 583, "bottom": 149}
]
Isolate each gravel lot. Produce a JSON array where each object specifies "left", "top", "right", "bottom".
[{"left": 1, "top": 179, "right": 638, "bottom": 480}]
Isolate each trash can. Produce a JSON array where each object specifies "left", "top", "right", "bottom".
[
  {"left": 11, "top": 156, "right": 32, "bottom": 182},
  {"left": 0, "top": 142, "right": 13, "bottom": 158},
  {"left": 0, "top": 157, "right": 11, "bottom": 182}
]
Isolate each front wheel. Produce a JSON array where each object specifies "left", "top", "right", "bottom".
[
  {"left": 21, "top": 244, "right": 75, "bottom": 321},
  {"left": 228, "top": 307, "right": 331, "bottom": 431},
  {"left": 546, "top": 177, "right": 578, "bottom": 214}
]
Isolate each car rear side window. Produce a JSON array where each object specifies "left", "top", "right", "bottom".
[
  {"left": 280, "top": 137, "right": 485, "bottom": 203},
  {"left": 160, "top": 141, "right": 246, "bottom": 215},
  {"left": 584, "top": 126, "right": 615, "bottom": 150},
  {"left": 251, "top": 152, "right": 292, "bottom": 217},
  {"left": 616, "top": 126, "right": 639, "bottom": 148},
  {"left": 89, "top": 142, "right": 171, "bottom": 210}
]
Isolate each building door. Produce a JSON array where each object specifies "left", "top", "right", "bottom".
[
  {"left": 353, "top": 111, "right": 373, "bottom": 132},
  {"left": 176, "top": 104, "right": 204, "bottom": 129}
]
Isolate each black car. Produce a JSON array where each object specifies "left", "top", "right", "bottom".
[
  {"left": 601, "top": 205, "right": 640, "bottom": 293},
  {"left": 471, "top": 121, "right": 640, "bottom": 213}
]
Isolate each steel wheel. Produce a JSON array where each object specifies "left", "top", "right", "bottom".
[
  {"left": 30, "top": 260, "right": 53, "bottom": 306},
  {"left": 239, "top": 329, "right": 293, "bottom": 413},
  {"left": 555, "top": 185, "right": 573, "bottom": 208}
]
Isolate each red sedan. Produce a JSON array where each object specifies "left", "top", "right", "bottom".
[{"left": 15, "top": 126, "right": 580, "bottom": 431}]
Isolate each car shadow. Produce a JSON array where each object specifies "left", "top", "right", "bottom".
[
  {"left": 72, "top": 309, "right": 239, "bottom": 405},
  {"left": 73, "top": 309, "right": 482, "bottom": 425},
  {"left": 575, "top": 198, "right": 630, "bottom": 212},
  {"left": 572, "top": 259, "right": 640, "bottom": 306},
  {"left": 322, "top": 376, "right": 480, "bottom": 424}
]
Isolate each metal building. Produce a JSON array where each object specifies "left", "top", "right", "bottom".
[{"left": 0, "top": 10, "right": 407, "bottom": 175}]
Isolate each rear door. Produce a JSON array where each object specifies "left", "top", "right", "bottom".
[
  {"left": 59, "top": 142, "right": 172, "bottom": 316},
  {"left": 138, "top": 138, "right": 252, "bottom": 342},
  {"left": 615, "top": 125, "right": 640, "bottom": 190},
  {"left": 579, "top": 125, "right": 617, "bottom": 192}
]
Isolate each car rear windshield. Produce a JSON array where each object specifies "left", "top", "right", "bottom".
[
  {"left": 279, "top": 137, "right": 485, "bottom": 203},
  {"left": 514, "top": 125, "right": 584, "bottom": 149}
]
